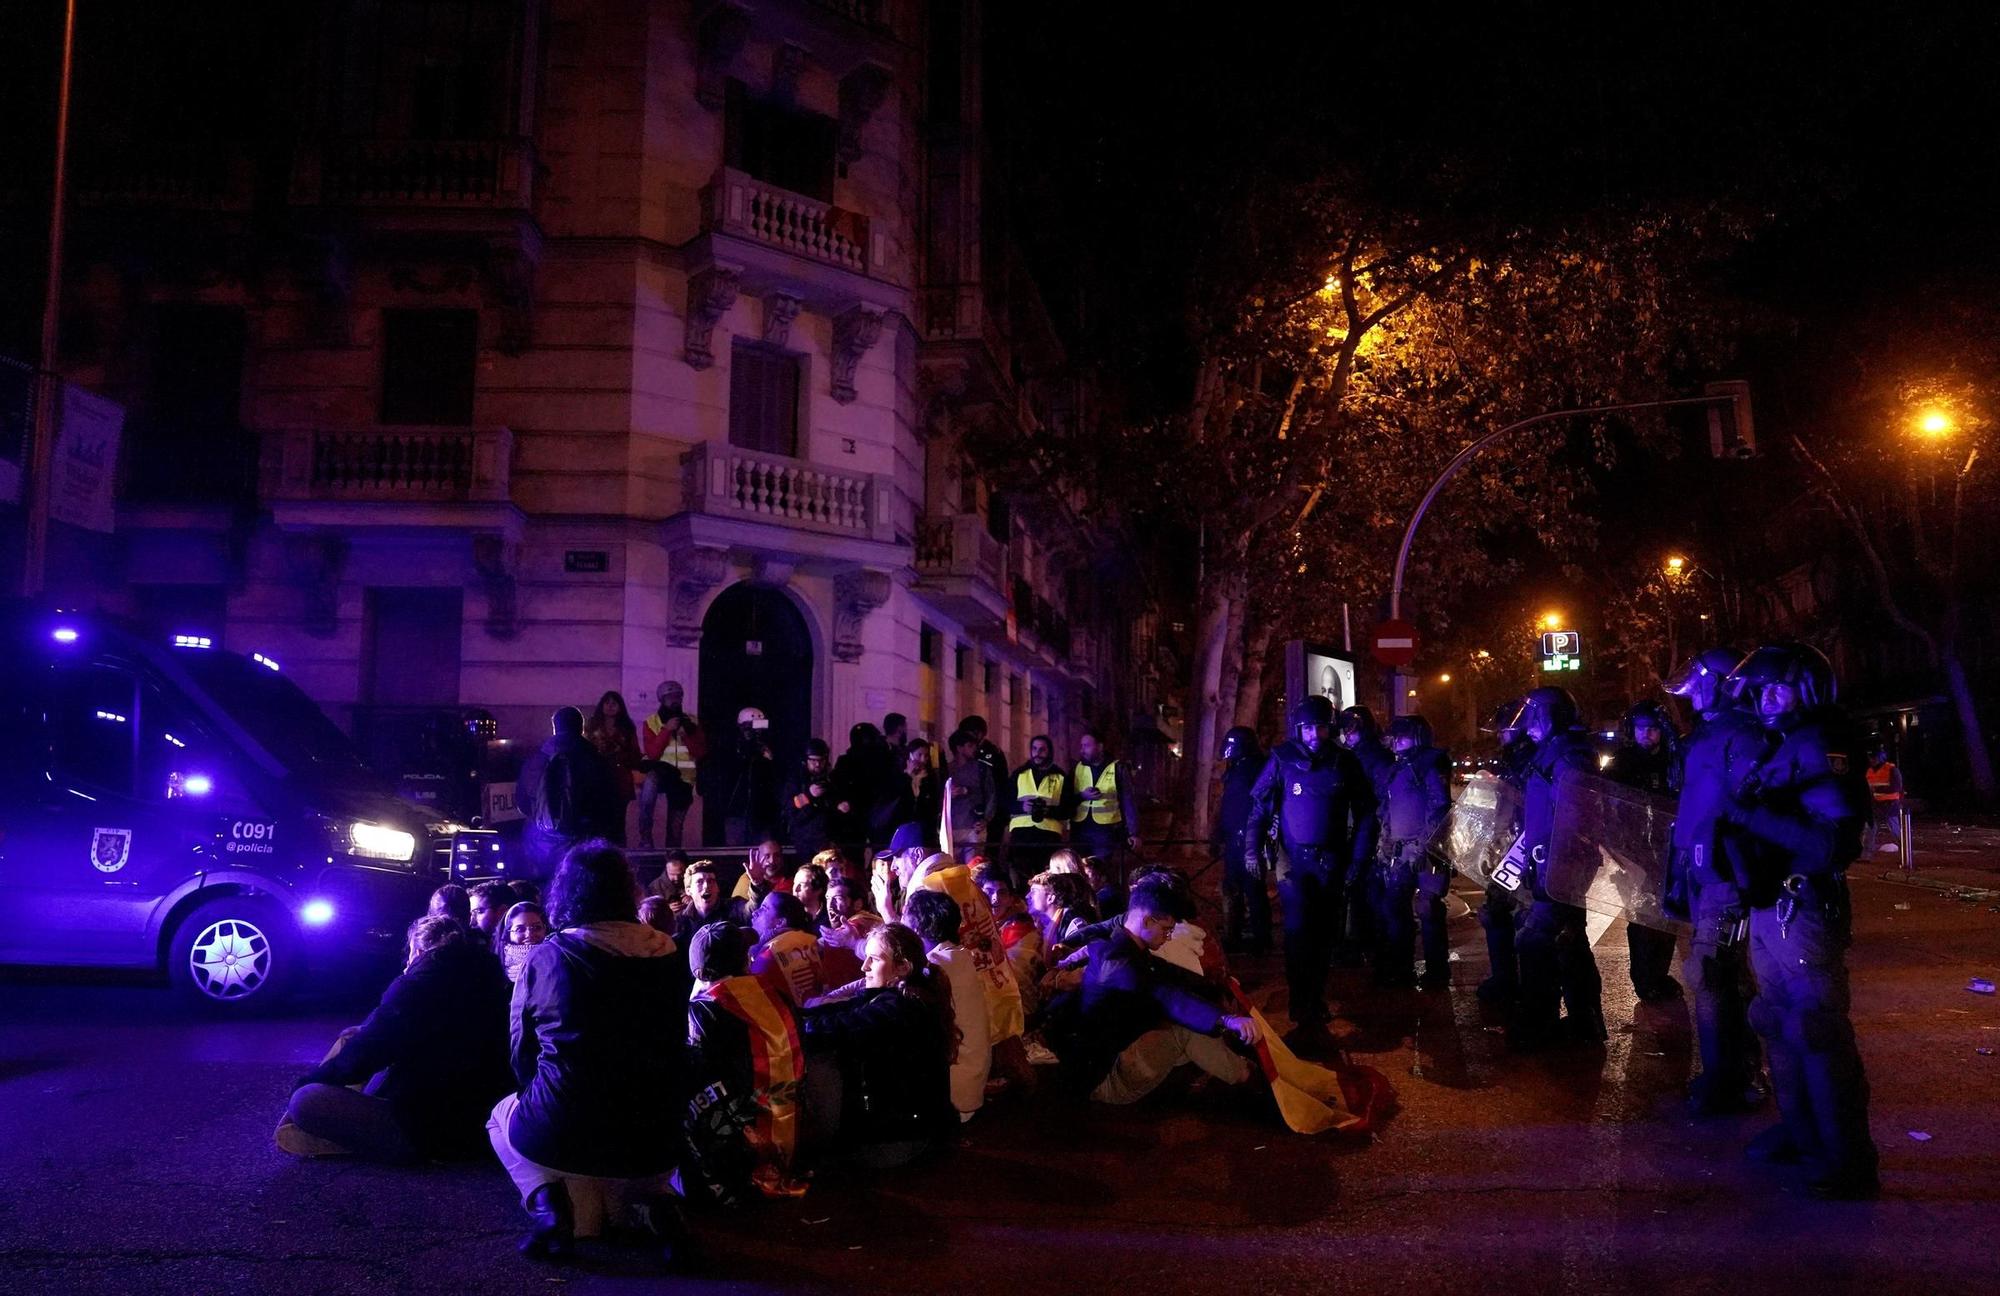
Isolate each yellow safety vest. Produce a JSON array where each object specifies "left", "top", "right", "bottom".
[
  {"left": 1008, "top": 768, "right": 1068, "bottom": 836},
  {"left": 645, "top": 714, "right": 698, "bottom": 778},
  {"left": 1073, "top": 760, "right": 1124, "bottom": 826}
]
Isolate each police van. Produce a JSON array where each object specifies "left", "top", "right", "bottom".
[{"left": 0, "top": 606, "right": 505, "bottom": 1011}]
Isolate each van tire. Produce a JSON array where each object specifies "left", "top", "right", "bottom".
[{"left": 167, "top": 896, "right": 298, "bottom": 1012}]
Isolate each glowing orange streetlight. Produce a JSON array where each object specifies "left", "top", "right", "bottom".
[
  {"left": 1915, "top": 408, "right": 1955, "bottom": 439},
  {"left": 1438, "top": 672, "right": 1452, "bottom": 684},
  {"left": 1665, "top": 554, "right": 1687, "bottom": 576},
  {"left": 1538, "top": 610, "right": 1565, "bottom": 630}
]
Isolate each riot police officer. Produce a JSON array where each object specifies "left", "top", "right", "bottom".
[
  {"left": 1376, "top": 715, "right": 1454, "bottom": 989},
  {"left": 1723, "top": 644, "right": 1878, "bottom": 1199},
  {"left": 1213, "top": 725, "right": 1270, "bottom": 954},
  {"left": 1606, "top": 700, "right": 1685, "bottom": 1003},
  {"left": 1511, "top": 687, "right": 1606, "bottom": 1049},
  {"left": 1666, "top": 647, "right": 1767, "bottom": 1116},
  {"left": 1477, "top": 698, "right": 1532, "bottom": 1004},
  {"left": 1338, "top": 706, "right": 1395, "bottom": 964},
  {"left": 1246, "top": 696, "right": 1380, "bottom": 1040}
]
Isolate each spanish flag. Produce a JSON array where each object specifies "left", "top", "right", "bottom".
[
  {"left": 1228, "top": 979, "right": 1395, "bottom": 1137},
  {"left": 917, "top": 863, "right": 1026, "bottom": 1043},
  {"left": 704, "top": 974, "right": 805, "bottom": 1180}
]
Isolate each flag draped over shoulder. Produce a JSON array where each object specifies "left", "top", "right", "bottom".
[
  {"left": 705, "top": 974, "right": 805, "bottom": 1186},
  {"left": 917, "top": 863, "right": 1025, "bottom": 1042},
  {"left": 1227, "top": 979, "right": 1395, "bottom": 1136}
]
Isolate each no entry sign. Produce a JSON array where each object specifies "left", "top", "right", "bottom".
[{"left": 1372, "top": 619, "right": 1421, "bottom": 668}]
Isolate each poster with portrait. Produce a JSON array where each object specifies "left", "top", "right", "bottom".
[{"left": 1284, "top": 641, "right": 1357, "bottom": 720}]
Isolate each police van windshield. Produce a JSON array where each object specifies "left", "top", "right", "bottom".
[{"left": 173, "top": 652, "right": 369, "bottom": 775}]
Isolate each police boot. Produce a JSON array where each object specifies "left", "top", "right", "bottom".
[
  {"left": 633, "top": 1192, "right": 702, "bottom": 1272},
  {"left": 518, "top": 1182, "right": 576, "bottom": 1262},
  {"left": 1221, "top": 890, "right": 1248, "bottom": 954},
  {"left": 1744, "top": 1122, "right": 1806, "bottom": 1166}
]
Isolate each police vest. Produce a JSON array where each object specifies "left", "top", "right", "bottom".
[
  {"left": 1277, "top": 754, "right": 1354, "bottom": 848},
  {"left": 1072, "top": 760, "right": 1124, "bottom": 826},
  {"left": 1009, "top": 768, "right": 1068, "bottom": 835}
]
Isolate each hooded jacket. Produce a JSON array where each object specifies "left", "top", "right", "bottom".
[{"left": 507, "top": 921, "right": 689, "bottom": 1178}]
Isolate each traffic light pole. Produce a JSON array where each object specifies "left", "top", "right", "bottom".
[{"left": 1387, "top": 392, "right": 1745, "bottom": 623}]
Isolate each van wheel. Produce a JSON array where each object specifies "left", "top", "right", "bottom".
[{"left": 168, "top": 897, "right": 296, "bottom": 1011}]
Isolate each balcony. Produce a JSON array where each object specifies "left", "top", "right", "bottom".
[
  {"left": 913, "top": 512, "right": 1008, "bottom": 630},
  {"left": 291, "top": 137, "right": 537, "bottom": 210},
  {"left": 261, "top": 425, "right": 519, "bottom": 533},
  {"left": 668, "top": 442, "right": 903, "bottom": 568},
  {"left": 74, "top": 143, "right": 255, "bottom": 211},
  {"left": 702, "top": 167, "right": 880, "bottom": 275}
]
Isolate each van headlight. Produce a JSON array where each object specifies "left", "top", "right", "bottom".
[{"left": 339, "top": 820, "right": 417, "bottom": 862}]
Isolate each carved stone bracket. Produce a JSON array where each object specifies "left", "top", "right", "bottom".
[
  {"left": 762, "top": 291, "right": 802, "bottom": 347},
  {"left": 838, "top": 64, "right": 893, "bottom": 164},
  {"left": 832, "top": 569, "right": 892, "bottom": 663},
  {"left": 668, "top": 546, "right": 733, "bottom": 647},
  {"left": 772, "top": 43, "right": 807, "bottom": 108},
  {"left": 695, "top": 4, "right": 752, "bottom": 110},
  {"left": 684, "top": 266, "right": 741, "bottom": 370},
  {"left": 471, "top": 534, "right": 520, "bottom": 640},
  {"left": 483, "top": 239, "right": 541, "bottom": 355},
  {"left": 830, "top": 305, "right": 885, "bottom": 404},
  {"left": 283, "top": 533, "right": 349, "bottom": 640}
]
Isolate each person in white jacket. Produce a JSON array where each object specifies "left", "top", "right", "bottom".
[{"left": 904, "top": 888, "right": 992, "bottom": 1121}]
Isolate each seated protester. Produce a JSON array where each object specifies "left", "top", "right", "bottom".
[
  {"left": 731, "top": 839, "right": 791, "bottom": 909},
  {"left": 751, "top": 893, "right": 829, "bottom": 1008},
  {"left": 1045, "top": 848, "right": 1086, "bottom": 877},
  {"left": 812, "top": 846, "right": 860, "bottom": 884},
  {"left": 1083, "top": 854, "right": 1127, "bottom": 920},
  {"left": 649, "top": 852, "right": 691, "bottom": 907},
  {"left": 674, "top": 859, "right": 750, "bottom": 948},
  {"left": 685, "top": 923, "right": 806, "bottom": 1206},
  {"left": 638, "top": 895, "right": 676, "bottom": 934},
  {"left": 905, "top": 890, "right": 994, "bottom": 1123},
  {"left": 1030, "top": 870, "right": 1100, "bottom": 951},
  {"left": 488, "top": 841, "right": 695, "bottom": 1267},
  {"left": 278, "top": 915, "right": 512, "bottom": 1162},
  {"left": 817, "top": 876, "right": 878, "bottom": 989},
  {"left": 428, "top": 882, "right": 472, "bottom": 931},
  {"left": 1061, "top": 879, "right": 1260, "bottom": 1106},
  {"left": 498, "top": 901, "right": 551, "bottom": 983},
  {"left": 977, "top": 865, "right": 1046, "bottom": 1014},
  {"left": 798, "top": 923, "right": 958, "bottom": 1169},
  {"left": 792, "top": 863, "right": 831, "bottom": 928},
  {"left": 470, "top": 881, "right": 515, "bottom": 944},
  {"left": 1051, "top": 867, "right": 1219, "bottom": 981}
]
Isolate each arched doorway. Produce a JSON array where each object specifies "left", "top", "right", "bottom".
[{"left": 698, "top": 582, "right": 815, "bottom": 844}]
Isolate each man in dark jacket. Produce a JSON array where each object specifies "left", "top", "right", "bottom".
[
  {"left": 1375, "top": 715, "right": 1454, "bottom": 989},
  {"left": 713, "top": 707, "right": 781, "bottom": 847},
  {"left": 962, "top": 714, "right": 1011, "bottom": 841},
  {"left": 1338, "top": 706, "right": 1397, "bottom": 963},
  {"left": 1213, "top": 726, "right": 1269, "bottom": 954},
  {"left": 1606, "top": 699, "right": 1685, "bottom": 1003},
  {"left": 279, "top": 916, "right": 512, "bottom": 1162},
  {"left": 516, "top": 707, "right": 624, "bottom": 881},
  {"left": 1246, "top": 696, "right": 1379, "bottom": 1039},
  {"left": 782, "top": 739, "right": 839, "bottom": 860},
  {"left": 489, "top": 843, "right": 693, "bottom": 1263},
  {"left": 1510, "top": 688, "right": 1606, "bottom": 1049},
  {"left": 1066, "top": 880, "right": 1259, "bottom": 1103},
  {"left": 674, "top": 859, "right": 751, "bottom": 947}
]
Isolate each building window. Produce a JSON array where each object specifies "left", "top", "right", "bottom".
[
  {"left": 362, "top": 588, "right": 464, "bottom": 707},
  {"left": 729, "top": 341, "right": 803, "bottom": 457},
  {"left": 1007, "top": 673, "right": 1020, "bottom": 706},
  {"left": 954, "top": 642, "right": 968, "bottom": 680},
  {"left": 381, "top": 309, "right": 477, "bottom": 425},
  {"left": 1029, "top": 685, "right": 1041, "bottom": 715},
  {"left": 919, "top": 623, "right": 940, "bottom": 667},
  {"left": 984, "top": 661, "right": 997, "bottom": 695},
  {"left": 725, "top": 80, "right": 837, "bottom": 201},
  {"left": 986, "top": 494, "right": 1011, "bottom": 545}
]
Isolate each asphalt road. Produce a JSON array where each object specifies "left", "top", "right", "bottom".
[{"left": 3, "top": 860, "right": 1997, "bottom": 1296}]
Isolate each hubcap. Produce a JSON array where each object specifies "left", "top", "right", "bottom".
[{"left": 187, "top": 917, "right": 273, "bottom": 1001}]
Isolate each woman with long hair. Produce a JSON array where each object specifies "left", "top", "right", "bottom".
[
  {"left": 798, "top": 922, "right": 957, "bottom": 1168},
  {"left": 487, "top": 841, "right": 695, "bottom": 1268},
  {"left": 584, "top": 691, "right": 644, "bottom": 842}
]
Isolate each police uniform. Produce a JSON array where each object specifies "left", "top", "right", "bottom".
[
  {"left": 1245, "top": 712, "right": 1379, "bottom": 1029},
  {"left": 1514, "top": 728, "right": 1605, "bottom": 1047},
  {"left": 1605, "top": 735, "right": 1684, "bottom": 1001},
  {"left": 1375, "top": 732, "right": 1453, "bottom": 987},
  {"left": 1340, "top": 718, "right": 1396, "bottom": 963},
  {"left": 1478, "top": 733, "right": 1533, "bottom": 1003},
  {"left": 1725, "top": 706, "right": 1877, "bottom": 1196},
  {"left": 1213, "top": 728, "right": 1270, "bottom": 953}
]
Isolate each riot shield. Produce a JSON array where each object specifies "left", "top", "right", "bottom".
[
  {"left": 1432, "top": 771, "right": 1523, "bottom": 889},
  {"left": 1546, "top": 772, "right": 1687, "bottom": 934}
]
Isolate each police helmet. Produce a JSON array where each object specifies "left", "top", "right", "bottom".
[
  {"left": 1625, "top": 699, "right": 1673, "bottom": 732},
  {"left": 1291, "top": 694, "right": 1336, "bottom": 734},
  {"left": 1665, "top": 647, "right": 1741, "bottom": 710},
  {"left": 1221, "top": 725, "right": 1258, "bottom": 759},
  {"left": 1481, "top": 697, "right": 1525, "bottom": 737},
  {"left": 1508, "top": 686, "right": 1581, "bottom": 736},
  {"left": 1337, "top": 705, "right": 1381, "bottom": 740},
  {"left": 1387, "top": 714, "right": 1434, "bottom": 748},
  {"left": 1726, "top": 643, "right": 1837, "bottom": 712}
]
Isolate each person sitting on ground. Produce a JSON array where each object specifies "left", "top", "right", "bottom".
[
  {"left": 979, "top": 865, "right": 1046, "bottom": 1011},
  {"left": 792, "top": 863, "right": 831, "bottom": 928},
  {"left": 428, "top": 882, "right": 471, "bottom": 931},
  {"left": 638, "top": 894, "right": 675, "bottom": 935},
  {"left": 905, "top": 890, "right": 993, "bottom": 1123},
  {"left": 685, "top": 922, "right": 806, "bottom": 1206},
  {"left": 470, "top": 881, "right": 515, "bottom": 943},
  {"left": 751, "top": 892, "right": 829, "bottom": 1008},
  {"left": 818, "top": 876, "right": 879, "bottom": 988},
  {"left": 649, "top": 852, "right": 691, "bottom": 908},
  {"left": 497, "top": 901, "right": 550, "bottom": 983},
  {"left": 278, "top": 915, "right": 512, "bottom": 1163},
  {"left": 488, "top": 841, "right": 695, "bottom": 1268},
  {"left": 674, "top": 859, "right": 749, "bottom": 948},
  {"left": 1029, "top": 870, "right": 1099, "bottom": 951},
  {"left": 812, "top": 845, "right": 860, "bottom": 884},
  {"left": 798, "top": 923, "right": 958, "bottom": 1169},
  {"left": 1059, "top": 879, "right": 1260, "bottom": 1105},
  {"left": 1083, "top": 854, "right": 1126, "bottom": 919}
]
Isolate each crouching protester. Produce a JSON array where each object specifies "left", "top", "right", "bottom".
[
  {"left": 798, "top": 923, "right": 957, "bottom": 1169},
  {"left": 684, "top": 923, "right": 807, "bottom": 1204},
  {"left": 277, "top": 915, "right": 512, "bottom": 1162},
  {"left": 487, "top": 841, "right": 698, "bottom": 1268},
  {"left": 1053, "top": 878, "right": 1260, "bottom": 1105}
]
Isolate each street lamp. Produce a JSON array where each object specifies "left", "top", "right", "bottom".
[
  {"left": 1438, "top": 672, "right": 1452, "bottom": 684},
  {"left": 1664, "top": 554, "right": 1687, "bottom": 576},
  {"left": 1915, "top": 408, "right": 1956, "bottom": 439},
  {"left": 1538, "top": 610, "right": 1565, "bottom": 630}
]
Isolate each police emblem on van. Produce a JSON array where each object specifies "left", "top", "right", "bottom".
[{"left": 92, "top": 828, "right": 132, "bottom": 873}]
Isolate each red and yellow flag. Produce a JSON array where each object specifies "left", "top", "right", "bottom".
[{"left": 705, "top": 974, "right": 804, "bottom": 1176}]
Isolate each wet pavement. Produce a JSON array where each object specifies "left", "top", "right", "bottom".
[{"left": 2, "top": 856, "right": 1997, "bottom": 1295}]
